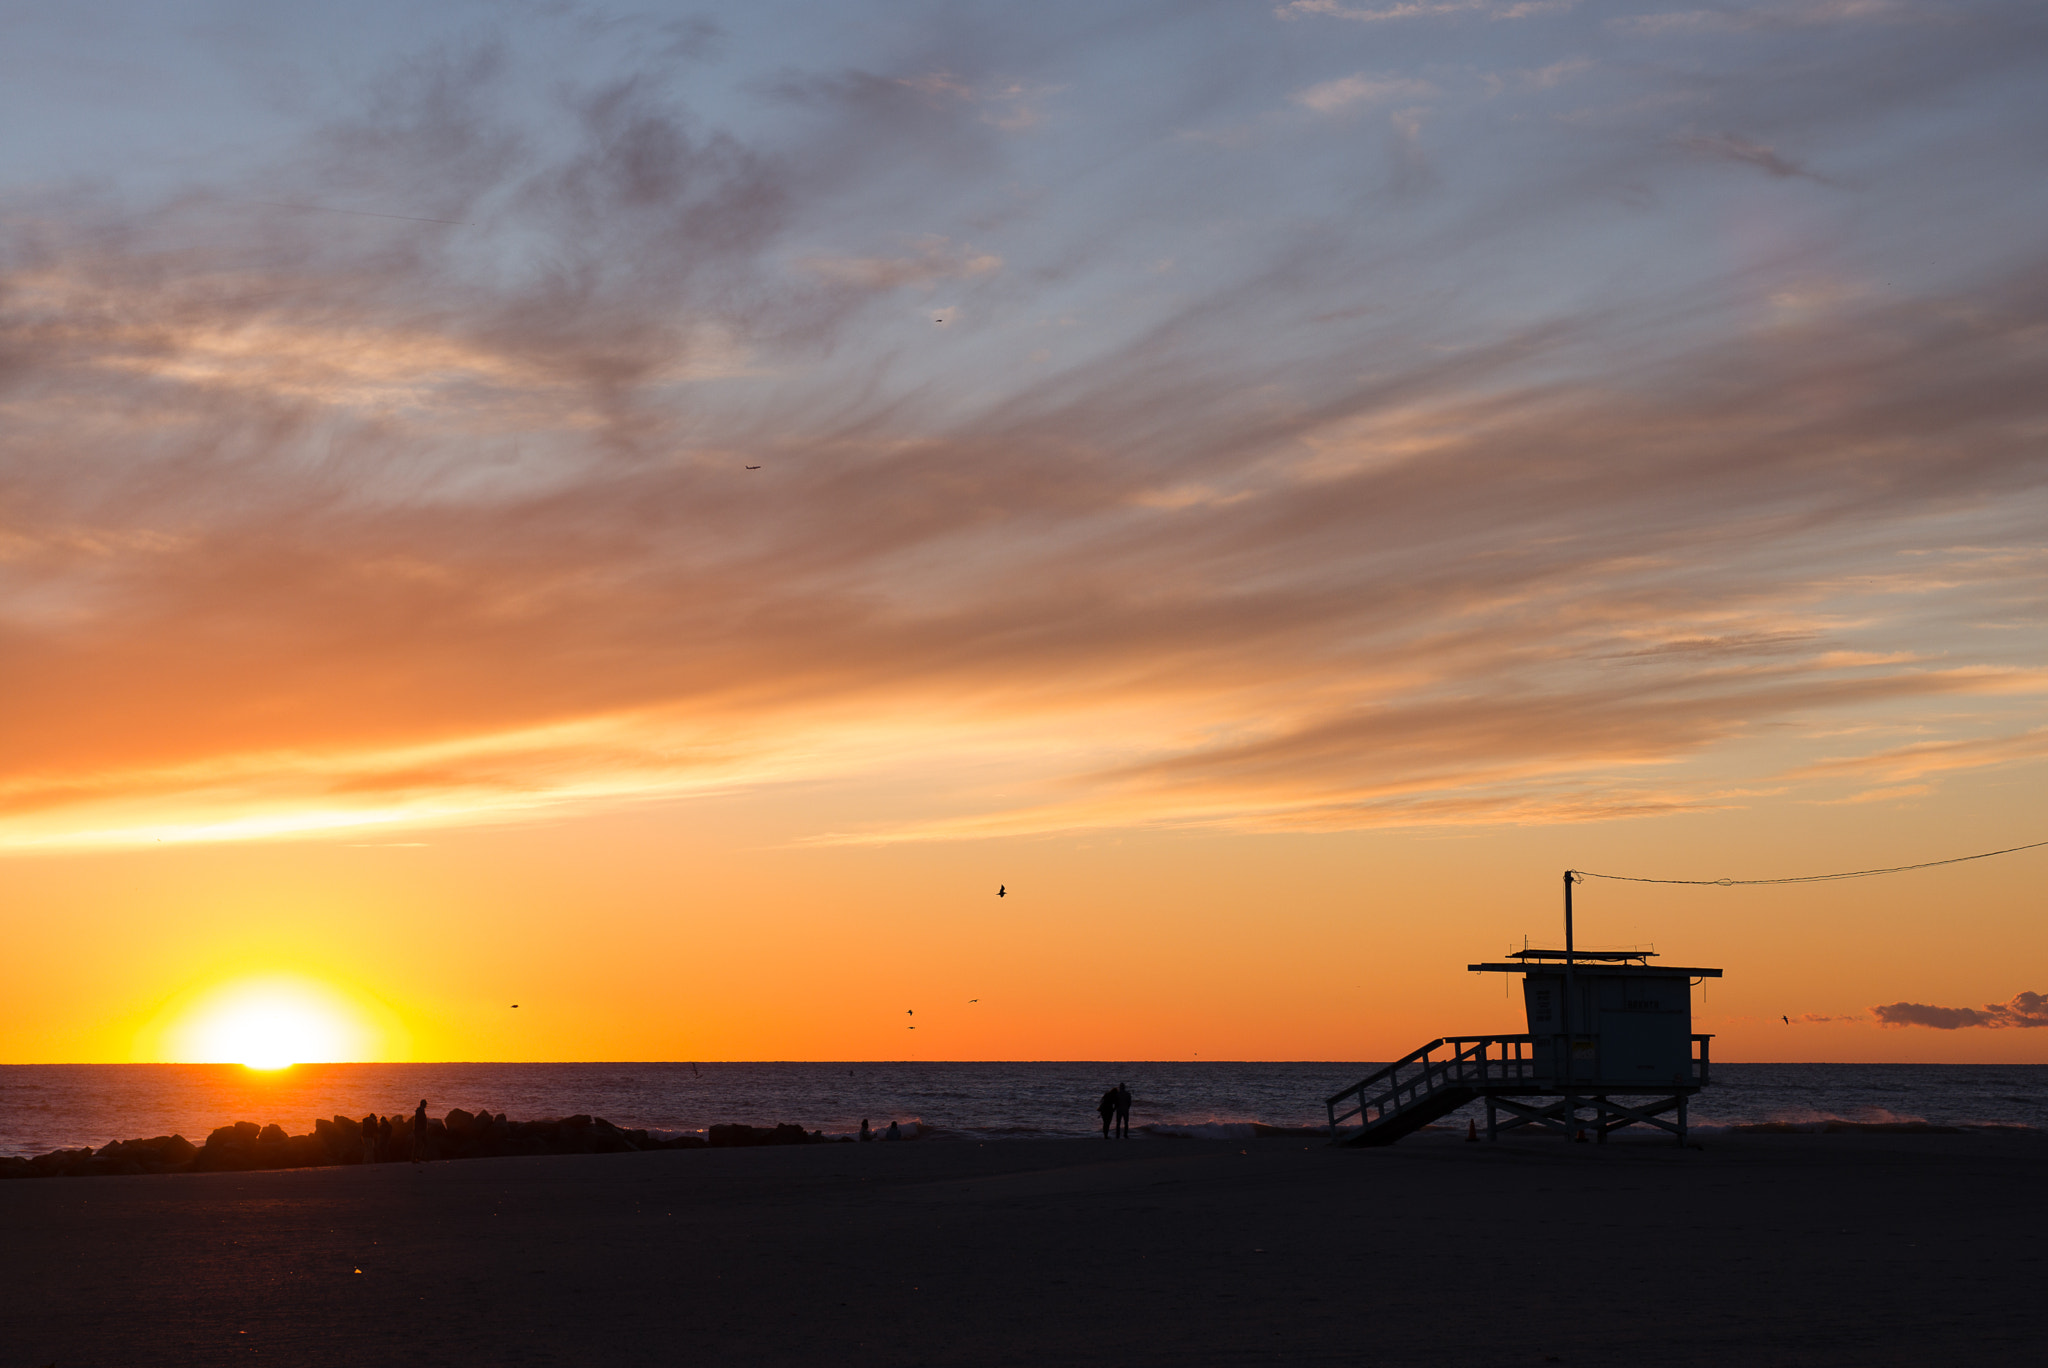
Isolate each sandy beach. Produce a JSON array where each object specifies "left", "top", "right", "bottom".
[{"left": 3, "top": 1127, "right": 2039, "bottom": 1366}]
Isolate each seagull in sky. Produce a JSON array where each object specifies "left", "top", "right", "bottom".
[
  {"left": 745, "top": 465, "right": 760, "bottom": 470},
  {"left": 511, "top": 1004, "right": 519, "bottom": 1008},
  {"left": 969, "top": 999, "right": 978, "bottom": 1003},
  {"left": 1783, "top": 1015, "right": 1791, "bottom": 1024},
  {"left": 998, "top": 885, "right": 1006, "bottom": 897}
]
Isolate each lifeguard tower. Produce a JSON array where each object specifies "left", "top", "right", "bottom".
[{"left": 1325, "top": 871, "right": 1720, "bottom": 1145}]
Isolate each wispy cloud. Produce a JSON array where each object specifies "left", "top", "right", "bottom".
[
  {"left": 1676, "top": 131, "right": 1833, "bottom": 183},
  {"left": 1292, "top": 74, "right": 1440, "bottom": 113},
  {"left": 1788, "top": 728, "right": 2048, "bottom": 785},
  {"left": 1614, "top": 2, "right": 1910, "bottom": 36},
  {"left": 1279, "top": 0, "right": 1573, "bottom": 21},
  {"left": 798, "top": 236, "right": 1003, "bottom": 290}
]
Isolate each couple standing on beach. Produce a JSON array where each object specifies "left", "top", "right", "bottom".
[{"left": 1098, "top": 1083, "right": 1131, "bottom": 1139}]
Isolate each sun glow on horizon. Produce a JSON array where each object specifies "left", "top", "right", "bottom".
[{"left": 159, "top": 977, "right": 387, "bottom": 1067}]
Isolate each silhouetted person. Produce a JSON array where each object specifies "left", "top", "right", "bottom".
[
  {"left": 359, "top": 1114, "right": 378, "bottom": 1164},
  {"left": 1098, "top": 1087, "right": 1118, "bottom": 1139},
  {"left": 377, "top": 1114, "right": 393, "bottom": 1159},
  {"left": 1115, "top": 1082, "right": 1132, "bottom": 1139},
  {"left": 884, "top": 1120, "right": 902, "bottom": 1141},
  {"left": 860, "top": 1118, "right": 872, "bottom": 1143},
  {"left": 412, "top": 1099, "right": 429, "bottom": 1164}
]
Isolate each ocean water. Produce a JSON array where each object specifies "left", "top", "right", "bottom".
[{"left": 2, "top": 1061, "right": 2042, "bottom": 1158}]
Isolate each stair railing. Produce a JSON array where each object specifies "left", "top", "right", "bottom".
[{"left": 1326, "top": 1035, "right": 1542, "bottom": 1137}]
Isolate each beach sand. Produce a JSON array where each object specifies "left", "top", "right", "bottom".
[{"left": 2, "top": 1127, "right": 2039, "bottom": 1366}]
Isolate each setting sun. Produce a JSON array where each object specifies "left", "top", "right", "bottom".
[{"left": 160, "top": 977, "right": 382, "bottom": 1067}]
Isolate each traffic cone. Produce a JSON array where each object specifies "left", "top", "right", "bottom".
[{"left": 1466, "top": 1119, "right": 1478, "bottom": 1143}]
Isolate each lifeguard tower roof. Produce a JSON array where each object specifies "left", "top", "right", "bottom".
[
  {"left": 1507, "top": 947, "right": 1657, "bottom": 961},
  {"left": 1468, "top": 952, "right": 1722, "bottom": 976}
]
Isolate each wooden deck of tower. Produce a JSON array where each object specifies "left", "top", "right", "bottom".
[{"left": 1326, "top": 871, "right": 1723, "bottom": 1146}]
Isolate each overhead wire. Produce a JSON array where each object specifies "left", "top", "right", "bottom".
[{"left": 1571, "top": 837, "right": 2048, "bottom": 887}]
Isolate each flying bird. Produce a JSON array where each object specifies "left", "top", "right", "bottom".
[
  {"left": 745, "top": 465, "right": 760, "bottom": 470},
  {"left": 969, "top": 999, "right": 978, "bottom": 1003},
  {"left": 511, "top": 1004, "right": 519, "bottom": 1008},
  {"left": 1783, "top": 1015, "right": 1791, "bottom": 1024},
  {"left": 998, "top": 885, "right": 1006, "bottom": 897}
]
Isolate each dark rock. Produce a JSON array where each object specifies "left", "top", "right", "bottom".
[
  {"left": 10, "top": 1109, "right": 843, "bottom": 1177},
  {"left": 31, "top": 1148, "right": 95, "bottom": 1177},
  {"left": 586, "top": 1118, "right": 633, "bottom": 1153},
  {"left": 153, "top": 1134, "right": 199, "bottom": 1168},
  {"left": 314, "top": 1117, "right": 352, "bottom": 1160},
  {"left": 87, "top": 1150, "right": 145, "bottom": 1177},
  {"left": 707, "top": 1123, "right": 825, "bottom": 1148},
  {"left": 327, "top": 1118, "right": 366, "bottom": 1161},
  {"left": 207, "top": 1121, "right": 260, "bottom": 1150},
  {"left": 89, "top": 1135, "right": 197, "bottom": 1174},
  {"left": 283, "top": 1134, "right": 326, "bottom": 1167}
]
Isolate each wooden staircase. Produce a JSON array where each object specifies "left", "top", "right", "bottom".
[{"left": 1325, "top": 1036, "right": 1542, "bottom": 1146}]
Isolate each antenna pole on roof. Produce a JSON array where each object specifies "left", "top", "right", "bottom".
[
  {"left": 1563, "top": 869, "right": 1575, "bottom": 969},
  {"left": 1563, "top": 869, "right": 1578, "bottom": 1064}
]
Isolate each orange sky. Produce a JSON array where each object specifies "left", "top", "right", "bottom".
[{"left": 3, "top": 0, "right": 2046, "bottom": 1064}]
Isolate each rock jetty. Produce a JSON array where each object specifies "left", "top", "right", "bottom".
[{"left": 0, "top": 1111, "right": 844, "bottom": 1180}]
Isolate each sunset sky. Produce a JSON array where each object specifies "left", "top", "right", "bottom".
[{"left": 4, "top": 0, "right": 2046, "bottom": 1065}]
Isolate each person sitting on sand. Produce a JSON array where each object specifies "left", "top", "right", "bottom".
[
  {"left": 412, "top": 1100, "right": 429, "bottom": 1164},
  {"left": 885, "top": 1120, "right": 902, "bottom": 1141},
  {"left": 859, "top": 1118, "right": 872, "bottom": 1143},
  {"left": 1098, "top": 1086, "right": 1118, "bottom": 1140},
  {"left": 1115, "top": 1083, "right": 1132, "bottom": 1140}
]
